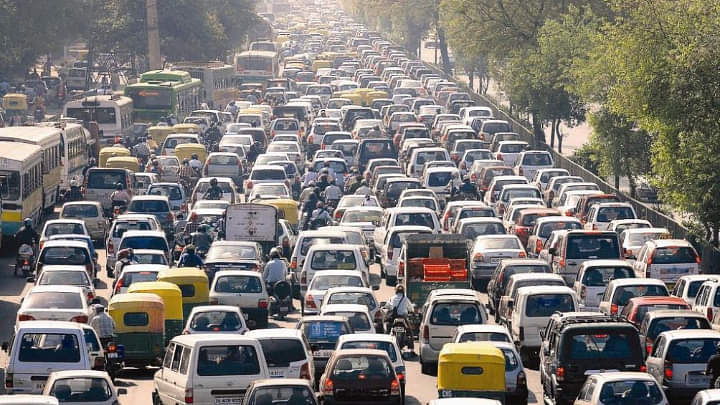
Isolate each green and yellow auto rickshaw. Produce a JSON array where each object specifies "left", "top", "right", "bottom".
[
  {"left": 157, "top": 267, "right": 210, "bottom": 320},
  {"left": 127, "top": 281, "right": 184, "bottom": 344},
  {"left": 108, "top": 293, "right": 165, "bottom": 367}
]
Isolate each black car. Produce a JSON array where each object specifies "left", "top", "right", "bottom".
[
  {"left": 540, "top": 313, "right": 644, "bottom": 405},
  {"left": 320, "top": 349, "right": 401, "bottom": 405}
]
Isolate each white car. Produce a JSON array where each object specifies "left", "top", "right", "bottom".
[
  {"left": 573, "top": 372, "right": 668, "bottom": 405},
  {"left": 451, "top": 324, "right": 513, "bottom": 343},
  {"left": 209, "top": 270, "right": 269, "bottom": 329},
  {"left": 105, "top": 214, "right": 160, "bottom": 274},
  {"left": 34, "top": 265, "right": 95, "bottom": 303},
  {"left": 320, "top": 303, "right": 375, "bottom": 333},
  {"left": 300, "top": 244, "right": 370, "bottom": 298},
  {"left": 112, "top": 264, "right": 166, "bottom": 295},
  {"left": 302, "top": 270, "right": 367, "bottom": 316},
  {"left": 17, "top": 286, "right": 90, "bottom": 323},
  {"left": 43, "top": 370, "right": 126, "bottom": 405},
  {"left": 246, "top": 328, "right": 315, "bottom": 384},
  {"left": 183, "top": 305, "right": 248, "bottom": 334},
  {"left": 320, "top": 287, "right": 383, "bottom": 332},
  {"left": 379, "top": 226, "right": 433, "bottom": 286},
  {"left": 39, "top": 219, "right": 89, "bottom": 249}
]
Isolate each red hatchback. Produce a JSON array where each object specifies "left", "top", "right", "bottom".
[{"left": 620, "top": 296, "right": 690, "bottom": 327}]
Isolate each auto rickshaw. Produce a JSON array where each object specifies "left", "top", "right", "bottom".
[
  {"left": 2, "top": 93, "right": 28, "bottom": 125},
  {"left": 105, "top": 156, "right": 141, "bottom": 172},
  {"left": 126, "top": 281, "right": 184, "bottom": 345},
  {"left": 263, "top": 199, "right": 299, "bottom": 230},
  {"left": 437, "top": 343, "right": 506, "bottom": 403},
  {"left": 157, "top": 267, "right": 210, "bottom": 319},
  {"left": 174, "top": 143, "right": 208, "bottom": 163},
  {"left": 172, "top": 123, "right": 201, "bottom": 135},
  {"left": 108, "top": 293, "right": 165, "bottom": 367},
  {"left": 148, "top": 126, "right": 174, "bottom": 151},
  {"left": 99, "top": 146, "right": 131, "bottom": 167}
]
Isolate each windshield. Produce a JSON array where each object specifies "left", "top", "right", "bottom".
[
  {"left": 197, "top": 345, "right": 260, "bottom": 376},
  {"left": 45, "top": 223, "right": 85, "bottom": 237},
  {"left": 207, "top": 245, "right": 257, "bottom": 261},
  {"left": 303, "top": 321, "right": 350, "bottom": 342},
  {"left": 325, "top": 311, "right": 370, "bottom": 331},
  {"left": 208, "top": 155, "right": 239, "bottom": 166},
  {"left": 300, "top": 237, "right": 345, "bottom": 255},
  {"left": 120, "top": 270, "right": 158, "bottom": 286},
  {"left": 522, "top": 153, "right": 552, "bottom": 166},
  {"left": 342, "top": 210, "right": 381, "bottom": 225},
  {"left": 251, "top": 169, "right": 286, "bottom": 180},
  {"left": 666, "top": 338, "right": 720, "bottom": 364},
  {"left": 19, "top": 333, "right": 79, "bottom": 363},
  {"left": 503, "top": 189, "right": 541, "bottom": 202},
  {"left": 38, "top": 271, "right": 89, "bottom": 286},
  {"left": 652, "top": 246, "right": 698, "bottom": 264},
  {"left": 597, "top": 207, "right": 636, "bottom": 221},
  {"left": 612, "top": 285, "right": 669, "bottom": 306},
  {"left": 310, "top": 275, "right": 364, "bottom": 290},
  {"left": 148, "top": 185, "right": 183, "bottom": 200},
  {"left": 563, "top": 330, "right": 641, "bottom": 361},
  {"left": 525, "top": 294, "right": 575, "bottom": 317},
  {"left": 62, "top": 204, "right": 99, "bottom": 218},
  {"left": 214, "top": 275, "right": 263, "bottom": 293},
  {"left": 428, "top": 172, "right": 453, "bottom": 187},
  {"left": 113, "top": 221, "right": 152, "bottom": 237},
  {"left": 129, "top": 200, "right": 169, "bottom": 213},
  {"left": 430, "top": 303, "right": 481, "bottom": 325},
  {"left": 394, "top": 213, "right": 434, "bottom": 228},
  {"left": 25, "top": 291, "right": 82, "bottom": 309},
  {"left": 40, "top": 247, "right": 89, "bottom": 265},
  {"left": 459, "top": 209, "right": 495, "bottom": 219},
  {"left": 120, "top": 237, "right": 167, "bottom": 251},
  {"left": 598, "top": 380, "right": 664, "bottom": 405},
  {"left": 539, "top": 221, "right": 582, "bottom": 238},
  {"left": 476, "top": 238, "right": 522, "bottom": 250},
  {"left": 190, "top": 311, "right": 243, "bottom": 332},
  {"left": 311, "top": 250, "right": 357, "bottom": 270},
  {"left": 49, "top": 377, "right": 113, "bottom": 401},
  {"left": 342, "top": 341, "right": 397, "bottom": 362},
  {"left": 566, "top": 235, "right": 620, "bottom": 260},
  {"left": 648, "top": 317, "right": 710, "bottom": 340},
  {"left": 461, "top": 223, "right": 506, "bottom": 239},
  {"left": 328, "top": 292, "right": 376, "bottom": 310},
  {"left": 458, "top": 332, "right": 511, "bottom": 343}
]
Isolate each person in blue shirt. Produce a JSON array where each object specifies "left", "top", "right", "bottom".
[{"left": 178, "top": 244, "right": 204, "bottom": 268}]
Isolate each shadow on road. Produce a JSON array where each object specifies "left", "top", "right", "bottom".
[{"left": 0, "top": 300, "right": 20, "bottom": 341}]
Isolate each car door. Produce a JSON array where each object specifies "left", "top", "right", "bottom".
[
  {"left": 374, "top": 212, "right": 391, "bottom": 252},
  {"left": 645, "top": 336, "right": 666, "bottom": 382},
  {"left": 82, "top": 326, "right": 103, "bottom": 368}
]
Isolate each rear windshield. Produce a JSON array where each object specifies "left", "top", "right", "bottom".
[
  {"left": 62, "top": 205, "right": 99, "bottom": 218},
  {"left": 562, "top": 329, "right": 641, "bottom": 361},
  {"left": 121, "top": 270, "right": 158, "bottom": 286},
  {"left": 459, "top": 209, "right": 495, "bottom": 219},
  {"left": 652, "top": 247, "right": 698, "bottom": 264},
  {"left": 25, "top": 291, "right": 82, "bottom": 309},
  {"left": 688, "top": 280, "right": 705, "bottom": 298},
  {"left": 258, "top": 339, "right": 306, "bottom": 366},
  {"left": 539, "top": 221, "right": 582, "bottom": 238},
  {"left": 430, "top": 303, "right": 481, "bottom": 325},
  {"left": 525, "top": 294, "right": 575, "bottom": 317},
  {"left": 342, "top": 341, "right": 397, "bottom": 362},
  {"left": 612, "top": 285, "right": 669, "bottom": 306},
  {"left": 461, "top": 223, "right": 506, "bottom": 239},
  {"left": 627, "top": 232, "right": 667, "bottom": 245},
  {"left": 40, "top": 247, "right": 89, "bottom": 265},
  {"left": 522, "top": 153, "right": 552, "bottom": 166},
  {"left": 190, "top": 311, "right": 243, "bottom": 332},
  {"left": 566, "top": 235, "right": 620, "bottom": 260},
  {"left": 666, "top": 338, "right": 720, "bottom": 363},
  {"left": 581, "top": 266, "right": 634, "bottom": 287},
  {"left": 208, "top": 155, "right": 239, "bottom": 166},
  {"left": 394, "top": 213, "right": 434, "bottom": 228},
  {"left": 599, "top": 380, "right": 664, "bottom": 405},
  {"left": 503, "top": 189, "right": 541, "bottom": 203},
  {"left": 325, "top": 311, "right": 370, "bottom": 331},
  {"left": 214, "top": 275, "right": 263, "bottom": 293},
  {"left": 483, "top": 122, "right": 511, "bottom": 134},
  {"left": 476, "top": 238, "right": 521, "bottom": 250},
  {"left": 19, "top": 333, "right": 80, "bottom": 363},
  {"left": 634, "top": 304, "right": 688, "bottom": 323},
  {"left": 148, "top": 185, "right": 183, "bottom": 200},
  {"left": 251, "top": 169, "right": 286, "bottom": 180},
  {"left": 597, "top": 207, "right": 636, "bottom": 222},
  {"left": 458, "top": 332, "right": 510, "bottom": 343},
  {"left": 499, "top": 144, "right": 525, "bottom": 153},
  {"left": 313, "top": 161, "right": 347, "bottom": 173},
  {"left": 87, "top": 170, "right": 126, "bottom": 189},
  {"left": 311, "top": 250, "right": 357, "bottom": 270},
  {"left": 331, "top": 355, "right": 392, "bottom": 379},
  {"left": 647, "top": 317, "right": 710, "bottom": 340},
  {"left": 310, "top": 275, "right": 364, "bottom": 290},
  {"left": 121, "top": 236, "right": 167, "bottom": 251},
  {"left": 45, "top": 223, "right": 85, "bottom": 237},
  {"left": 428, "top": 172, "right": 453, "bottom": 187},
  {"left": 303, "top": 321, "right": 350, "bottom": 342},
  {"left": 360, "top": 141, "right": 395, "bottom": 160},
  {"left": 401, "top": 199, "right": 436, "bottom": 210},
  {"left": 300, "top": 237, "right": 345, "bottom": 256},
  {"left": 328, "top": 292, "right": 377, "bottom": 310},
  {"left": 387, "top": 182, "right": 419, "bottom": 197},
  {"left": 39, "top": 271, "right": 89, "bottom": 287},
  {"left": 197, "top": 345, "right": 260, "bottom": 376},
  {"left": 129, "top": 200, "right": 169, "bottom": 213}
]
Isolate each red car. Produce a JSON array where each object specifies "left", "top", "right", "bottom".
[{"left": 620, "top": 296, "right": 690, "bottom": 327}]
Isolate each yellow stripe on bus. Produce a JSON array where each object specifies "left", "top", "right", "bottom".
[{"left": 2, "top": 211, "right": 22, "bottom": 224}]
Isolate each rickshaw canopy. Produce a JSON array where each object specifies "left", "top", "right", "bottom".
[
  {"left": 263, "top": 199, "right": 299, "bottom": 226},
  {"left": 108, "top": 293, "right": 165, "bottom": 333},
  {"left": 157, "top": 267, "right": 210, "bottom": 305},
  {"left": 172, "top": 123, "right": 201, "bottom": 134},
  {"left": 174, "top": 143, "right": 207, "bottom": 162},
  {"left": 148, "top": 126, "right": 174, "bottom": 147},
  {"left": 99, "top": 146, "right": 131, "bottom": 167},
  {"left": 127, "top": 281, "right": 184, "bottom": 320},
  {"left": 105, "top": 156, "right": 140, "bottom": 171},
  {"left": 438, "top": 342, "right": 506, "bottom": 399},
  {"left": 2, "top": 93, "right": 28, "bottom": 111}
]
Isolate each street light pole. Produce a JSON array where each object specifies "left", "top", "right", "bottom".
[{"left": 146, "top": 0, "right": 161, "bottom": 70}]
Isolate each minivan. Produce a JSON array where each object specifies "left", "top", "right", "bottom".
[
  {"left": 84, "top": 168, "right": 134, "bottom": 214},
  {"left": 550, "top": 230, "right": 622, "bottom": 285}
]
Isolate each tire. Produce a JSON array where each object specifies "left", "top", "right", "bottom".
[
  {"left": 386, "top": 275, "right": 397, "bottom": 287},
  {"left": 152, "top": 391, "right": 161, "bottom": 405},
  {"left": 420, "top": 359, "right": 430, "bottom": 375}
]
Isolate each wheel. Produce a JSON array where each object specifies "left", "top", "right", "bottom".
[
  {"left": 386, "top": 275, "right": 397, "bottom": 287},
  {"left": 152, "top": 391, "right": 161, "bottom": 405},
  {"left": 420, "top": 360, "right": 430, "bottom": 375}
]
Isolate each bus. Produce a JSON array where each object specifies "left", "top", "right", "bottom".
[
  {"left": 63, "top": 95, "right": 133, "bottom": 146},
  {"left": 0, "top": 141, "right": 43, "bottom": 236},
  {"left": 0, "top": 126, "right": 63, "bottom": 213},
  {"left": 124, "top": 70, "right": 203, "bottom": 123},
  {"left": 60, "top": 123, "right": 92, "bottom": 190},
  {"left": 171, "top": 61, "right": 236, "bottom": 109},
  {"left": 234, "top": 51, "right": 279, "bottom": 84}
]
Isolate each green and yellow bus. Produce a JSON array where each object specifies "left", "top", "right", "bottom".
[
  {"left": 234, "top": 50, "right": 279, "bottom": 85},
  {"left": 171, "top": 61, "right": 236, "bottom": 109},
  {"left": 124, "top": 70, "right": 203, "bottom": 123},
  {"left": 0, "top": 141, "right": 43, "bottom": 236}
]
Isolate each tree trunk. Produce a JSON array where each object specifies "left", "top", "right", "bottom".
[
  {"left": 550, "top": 119, "right": 556, "bottom": 148},
  {"left": 531, "top": 111, "right": 545, "bottom": 146},
  {"left": 713, "top": 222, "right": 720, "bottom": 248},
  {"left": 437, "top": 27, "right": 451, "bottom": 74},
  {"left": 468, "top": 69, "right": 474, "bottom": 92},
  {"left": 614, "top": 175, "right": 620, "bottom": 189}
]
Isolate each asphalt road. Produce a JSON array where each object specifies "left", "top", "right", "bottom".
[{"left": 0, "top": 240, "right": 543, "bottom": 404}]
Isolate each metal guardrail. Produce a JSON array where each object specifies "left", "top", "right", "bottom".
[{"left": 423, "top": 62, "right": 716, "bottom": 256}]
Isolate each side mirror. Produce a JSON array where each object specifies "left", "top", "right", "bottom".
[
  {"left": 1, "top": 342, "right": 7, "bottom": 351},
  {"left": 117, "top": 388, "right": 127, "bottom": 395},
  {"left": 26, "top": 277, "right": 35, "bottom": 283}
]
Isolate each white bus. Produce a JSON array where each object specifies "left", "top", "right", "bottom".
[
  {"left": 0, "top": 141, "right": 43, "bottom": 237},
  {"left": 63, "top": 95, "right": 133, "bottom": 146},
  {"left": 61, "top": 123, "right": 92, "bottom": 190},
  {"left": 171, "top": 61, "right": 236, "bottom": 109}
]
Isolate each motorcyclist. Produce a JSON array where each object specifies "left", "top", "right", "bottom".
[
  {"left": 178, "top": 244, "right": 204, "bottom": 268},
  {"left": 225, "top": 101, "right": 238, "bottom": 116},
  {"left": 384, "top": 285, "right": 414, "bottom": 333},
  {"left": 247, "top": 141, "right": 261, "bottom": 164},
  {"left": 354, "top": 180, "right": 371, "bottom": 195},
  {"left": 263, "top": 248, "right": 289, "bottom": 291},
  {"left": 64, "top": 179, "right": 83, "bottom": 202},
  {"left": 177, "top": 159, "right": 194, "bottom": 185},
  {"left": 310, "top": 201, "right": 332, "bottom": 229},
  {"left": 367, "top": 125, "right": 382, "bottom": 138},
  {"left": 301, "top": 188, "right": 320, "bottom": 230},
  {"left": 458, "top": 175, "right": 480, "bottom": 199},
  {"left": 15, "top": 218, "right": 39, "bottom": 249},
  {"left": 447, "top": 171, "right": 463, "bottom": 197},
  {"left": 113, "top": 248, "right": 138, "bottom": 278},
  {"left": 82, "top": 157, "right": 97, "bottom": 177},
  {"left": 110, "top": 183, "right": 131, "bottom": 206},
  {"left": 133, "top": 137, "right": 151, "bottom": 165},
  {"left": 191, "top": 225, "right": 212, "bottom": 255},
  {"left": 147, "top": 159, "right": 163, "bottom": 175},
  {"left": 189, "top": 154, "right": 203, "bottom": 172},
  {"left": 203, "top": 178, "right": 223, "bottom": 200},
  {"left": 323, "top": 179, "right": 342, "bottom": 208}
]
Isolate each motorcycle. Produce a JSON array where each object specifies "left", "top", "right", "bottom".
[
  {"left": 111, "top": 200, "right": 127, "bottom": 220},
  {"left": 389, "top": 316, "right": 414, "bottom": 352},
  {"left": 15, "top": 244, "right": 34, "bottom": 278},
  {"left": 268, "top": 279, "right": 293, "bottom": 320},
  {"left": 104, "top": 341, "right": 124, "bottom": 383}
]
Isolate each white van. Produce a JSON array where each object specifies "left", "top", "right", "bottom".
[
  {"left": 2, "top": 321, "right": 95, "bottom": 394},
  {"left": 300, "top": 244, "right": 369, "bottom": 296},
  {"left": 245, "top": 329, "right": 314, "bottom": 384},
  {"left": 509, "top": 286, "right": 577, "bottom": 361},
  {"left": 633, "top": 239, "right": 700, "bottom": 284},
  {"left": 152, "top": 334, "right": 269, "bottom": 405},
  {"left": 407, "top": 147, "right": 451, "bottom": 178}
]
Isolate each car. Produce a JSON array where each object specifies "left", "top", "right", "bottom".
[
  {"left": 321, "top": 287, "right": 383, "bottom": 332},
  {"left": 573, "top": 372, "right": 668, "bottom": 405},
  {"left": 531, "top": 168, "right": 569, "bottom": 192},
  {"left": 550, "top": 230, "right": 623, "bottom": 285},
  {"left": 692, "top": 279, "right": 720, "bottom": 322},
  {"left": 598, "top": 278, "right": 670, "bottom": 315},
  {"left": 609, "top": 218, "right": 653, "bottom": 235},
  {"left": 300, "top": 244, "right": 370, "bottom": 298},
  {"left": 620, "top": 296, "right": 691, "bottom": 327},
  {"left": 584, "top": 202, "right": 638, "bottom": 231},
  {"left": 620, "top": 227, "right": 671, "bottom": 260},
  {"left": 39, "top": 219, "right": 89, "bottom": 250},
  {"left": 469, "top": 235, "right": 526, "bottom": 290},
  {"left": 36, "top": 240, "right": 95, "bottom": 280},
  {"left": 17, "top": 285, "right": 90, "bottom": 323},
  {"left": 672, "top": 275, "right": 720, "bottom": 306},
  {"left": 204, "top": 241, "right": 264, "bottom": 280},
  {"left": 638, "top": 310, "right": 711, "bottom": 357},
  {"left": 320, "top": 304, "right": 375, "bottom": 334},
  {"left": 572, "top": 260, "right": 636, "bottom": 311},
  {"left": 242, "top": 379, "right": 319, "bottom": 405},
  {"left": 32, "top": 265, "right": 95, "bottom": 303},
  {"left": 633, "top": 239, "right": 700, "bottom": 285},
  {"left": 42, "top": 370, "right": 126, "bottom": 404},
  {"left": 248, "top": 182, "right": 292, "bottom": 201},
  {"left": 296, "top": 315, "right": 354, "bottom": 384},
  {"left": 646, "top": 330, "right": 720, "bottom": 400},
  {"left": 289, "top": 230, "right": 349, "bottom": 275},
  {"left": 209, "top": 270, "right": 269, "bottom": 329},
  {"left": 495, "top": 273, "right": 567, "bottom": 324},
  {"left": 451, "top": 324, "right": 512, "bottom": 344},
  {"left": 449, "top": 204, "right": 496, "bottom": 232},
  {"left": 126, "top": 195, "right": 174, "bottom": 235},
  {"left": 146, "top": 182, "right": 187, "bottom": 215},
  {"left": 111, "top": 264, "right": 166, "bottom": 295},
  {"left": 514, "top": 150, "right": 554, "bottom": 180},
  {"left": 105, "top": 214, "right": 160, "bottom": 274},
  {"left": 495, "top": 185, "right": 543, "bottom": 219},
  {"left": 319, "top": 349, "right": 401, "bottom": 405},
  {"left": 183, "top": 305, "right": 248, "bottom": 335},
  {"left": 246, "top": 328, "right": 314, "bottom": 383},
  {"left": 691, "top": 389, "right": 720, "bottom": 405},
  {"left": 454, "top": 217, "right": 506, "bottom": 240},
  {"left": 46, "top": 234, "right": 100, "bottom": 280},
  {"left": 374, "top": 208, "right": 441, "bottom": 254},
  {"left": 59, "top": 201, "right": 108, "bottom": 243},
  {"left": 303, "top": 270, "right": 368, "bottom": 316},
  {"left": 336, "top": 333, "right": 406, "bottom": 394}
]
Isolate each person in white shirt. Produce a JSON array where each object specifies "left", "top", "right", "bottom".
[
  {"left": 324, "top": 179, "right": 342, "bottom": 207},
  {"left": 354, "top": 181, "right": 371, "bottom": 195},
  {"left": 384, "top": 285, "right": 414, "bottom": 331}
]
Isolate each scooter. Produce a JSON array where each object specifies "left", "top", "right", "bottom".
[
  {"left": 15, "top": 244, "right": 34, "bottom": 278},
  {"left": 389, "top": 316, "right": 414, "bottom": 352},
  {"left": 103, "top": 340, "right": 124, "bottom": 382},
  {"left": 268, "top": 279, "right": 293, "bottom": 320}
]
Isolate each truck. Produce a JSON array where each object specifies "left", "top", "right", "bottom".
[
  {"left": 400, "top": 233, "right": 471, "bottom": 311},
  {"left": 224, "top": 203, "right": 278, "bottom": 254}
]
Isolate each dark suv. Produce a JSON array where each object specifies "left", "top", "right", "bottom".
[{"left": 539, "top": 312, "right": 644, "bottom": 405}]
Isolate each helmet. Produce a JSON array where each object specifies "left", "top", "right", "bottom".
[
  {"left": 199, "top": 224, "right": 207, "bottom": 233},
  {"left": 115, "top": 182, "right": 123, "bottom": 190},
  {"left": 186, "top": 244, "right": 195, "bottom": 253},
  {"left": 269, "top": 247, "right": 281, "bottom": 259},
  {"left": 192, "top": 154, "right": 199, "bottom": 159},
  {"left": 23, "top": 218, "right": 32, "bottom": 227},
  {"left": 463, "top": 175, "right": 471, "bottom": 182},
  {"left": 316, "top": 201, "right": 324, "bottom": 209},
  {"left": 95, "top": 305, "right": 105, "bottom": 314},
  {"left": 395, "top": 285, "right": 405, "bottom": 294},
  {"left": 210, "top": 178, "right": 218, "bottom": 185},
  {"left": 70, "top": 179, "right": 78, "bottom": 187},
  {"left": 150, "top": 154, "right": 156, "bottom": 160},
  {"left": 183, "top": 159, "right": 190, "bottom": 165},
  {"left": 152, "top": 159, "right": 159, "bottom": 166},
  {"left": 117, "top": 248, "right": 133, "bottom": 260}
]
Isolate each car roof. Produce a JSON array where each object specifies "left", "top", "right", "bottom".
[
  {"left": 322, "top": 303, "right": 369, "bottom": 313},
  {"left": 62, "top": 201, "right": 102, "bottom": 207},
  {"left": 579, "top": 259, "right": 633, "bottom": 268},
  {"left": 30, "top": 285, "right": 85, "bottom": 294},
  {"left": 307, "top": 243, "right": 360, "bottom": 252},
  {"left": 645, "top": 239, "right": 693, "bottom": 248},
  {"left": 643, "top": 309, "right": 707, "bottom": 320},
  {"left": 338, "top": 333, "right": 395, "bottom": 343},
  {"left": 38, "top": 265, "right": 88, "bottom": 273},
  {"left": 609, "top": 278, "right": 666, "bottom": 287},
  {"left": 311, "top": 270, "right": 364, "bottom": 277},
  {"left": 325, "top": 286, "right": 373, "bottom": 294},
  {"left": 589, "top": 371, "right": 659, "bottom": 383},
  {"left": 120, "top": 264, "right": 168, "bottom": 273},
  {"left": 48, "top": 370, "right": 109, "bottom": 379},
  {"left": 121, "top": 230, "right": 166, "bottom": 238},
  {"left": 499, "top": 259, "right": 549, "bottom": 266},
  {"left": 214, "top": 270, "right": 262, "bottom": 277},
  {"left": 334, "top": 348, "right": 390, "bottom": 358},
  {"left": 171, "top": 334, "right": 260, "bottom": 346},
  {"left": 45, "top": 219, "right": 85, "bottom": 226},
  {"left": 246, "top": 328, "right": 304, "bottom": 339},
  {"left": 659, "top": 329, "right": 720, "bottom": 340},
  {"left": 41, "top": 240, "right": 88, "bottom": 248},
  {"left": 455, "top": 324, "right": 509, "bottom": 333},
  {"left": 250, "top": 378, "right": 313, "bottom": 389},
  {"left": 626, "top": 296, "right": 688, "bottom": 306},
  {"left": 516, "top": 285, "right": 574, "bottom": 296},
  {"left": 508, "top": 273, "right": 564, "bottom": 282},
  {"left": 16, "top": 320, "right": 86, "bottom": 332}
]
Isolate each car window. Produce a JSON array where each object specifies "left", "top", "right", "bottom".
[
  {"left": 566, "top": 235, "right": 620, "bottom": 260},
  {"left": 62, "top": 205, "right": 99, "bottom": 218},
  {"left": 648, "top": 317, "right": 710, "bottom": 340},
  {"left": 311, "top": 250, "right": 357, "bottom": 270},
  {"left": 458, "top": 332, "right": 510, "bottom": 343},
  {"left": 310, "top": 275, "right": 364, "bottom": 290},
  {"left": 476, "top": 238, "right": 522, "bottom": 250},
  {"left": 129, "top": 200, "right": 169, "bottom": 213},
  {"left": 49, "top": 377, "right": 112, "bottom": 401},
  {"left": 331, "top": 355, "right": 391, "bottom": 378},
  {"left": 148, "top": 185, "right": 183, "bottom": 200},
  {"left": 299, "top": 237, "right": 345, "bottom": 256},
  {"left": 197, "top": 345, "right": 260, "bottom": 376},
  {"left": 190, "top": 311, "right": 243, "bottom": 332},
  {"left": 38, "top": 271, "right": 89, "bottom": 286},
  {"left": 214, "top": 275, "right": 263, "bottom": 293},
  {"left": 303, "top": 321, "right": 351, "bottom": 342},
  {"left": 121, "top": 237, "right": 167, "bottom": 251},
  {"left": 612, "top": 285, "right": 669, "bottom": 306},
  {"left": 45, "top": 223, "right": 85, "bottom": 237},
  {"left": 40, "top": 247, "right": 89, "bottom": 265},
  {"left": 326, "top": 311, "right": 370, "bottom": 331},
  {"left": 257, "top": 338, "right": 306, "bottom": 366},
  {"left": 341, "top": 340, "right": 397, "bottom": 362},
  {"left": 87, "top": 171, "right": 126, "bottom": 189},
  {"left": 430, "top": 303, "right": 481, "bottom": 325},
  {"left": 598, "top": 380, "right": 664, "bottom": 404},
  {"left": 525, "top": 294, "right": 574, "bottom": 317},
  {"left": 328, "top": 292, "right": 377, "bottom": 310},
  {"left": 113, "top": 221, "right": 152, "bottom": 237},
  {"left": 581, "top": 267, "right": 634, "bottom": 287},
  {"left": 19, "top": 333, "right": 80, "bottom": 362},
  {"left": 563, "top": 330, "right": 641, "bottom": 360},
  {"left": 666, "top": 338, "right": 720, "bottom": 363}
]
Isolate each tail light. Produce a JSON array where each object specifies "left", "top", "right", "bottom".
[
  {"left": 305, "top": 295, "right": 316, "bottom": 308},
  {"left": 114, "top": 278, "right": 123, "bottom": 294},
  {"left": 300, "top": 363, "right": 311, "bottom": 380},
  {"left": 611, "top": 304, "right": 618, "bottom": 314},
  {"left": 557, "top": 366, "right": 564, "bottom": 381},
  {"left": 87, "top": 291, "right": 95, "bottom": 301},
  {"left": 5, "top": 373, "right": 12, "bottom": 388},
  {"left": 23, "top": 259, "right": 29, "bottom": 266},
  {"left": 708, "top": 307, "right": 714, "bottom": 322},
  {"left": 390, "top": 379, "right": 400, "bottom": 395},
  {"left": 535, "top": 239, "right": 543, "bottom": 254},
  {"left": 107, "top": 241, "right": 114, "bottom": 256},
  {"left": 308, "top": 135, "right": 314, "bottom": 144},
  {"left": 258, "top": 299, "right": 268, "bottom": 309},
  {"left": 71, "top": 315, "right": 88, "bottom": 323},
  {"left": 646, "top": 339, "right": 653, "bottom": 355},
  {"left": 247, "top": 180, "right": 254, "bottom": 189},
  {"left": 93, "top": 356, "right": 105, "bottom": 370},
  {"left": 581, "top": 286, "right": 586, "bottom": 300},
  {"left": 473, "top": 253, "right": 484, "bottom": 263},
  {"left": 323, "top": 378, "right": 334, "bottom": 394},
  {"left": 664, "top": 361, "right": 673, "bottom": 380},
  {"left": 18, "top": 314, "right": 35, "bottom": 322},
  {"left": 515, "top": 227, "right": 528, "bottom": 236},
  {"left": 422, "top": 325, "right": 429, "bottom": 344},
  {"left": 39, "top": 241, "right": 44, "bottom": 251},
  {"left": 640, "top": 364, "right": 647, "bottom": 372},
  {"left": 335, "top": 210, "right": 343, "bottom": 219},
  {"left": 565, "top": 210, "right": 573, "bottom": 216},
  {"left": 517, "top": 370, "right": 526, "bottom": 386},
  {"left": 647, "top": 252, "right": 653, "bottom": 265},
  {"left": 471, "top": 172, "right": 476, "bottom": 181},
  {"left": 696, "top": 254, "right": 701, "bottom": 264},
  {"left": 387, "top": 250, "right": 393, "bottom": 260},
  {"left": 291, "top": 258, "right": 297, "bottom": 269},
  {"left": 185, "top": 387, "right": 194, "bottom": 404},
  {"left": 518, "top": 251, "right": 526, "bottom": 258},
  {"left": 398, "top": 261, "right": 404, "bottom": 277},
  {"left": 559, "top": 258, "right": 566, "bottom": 267}
]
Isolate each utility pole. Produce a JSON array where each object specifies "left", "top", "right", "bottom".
[{"left": 146, "top": 0, "right": 161, "bottom": 70}]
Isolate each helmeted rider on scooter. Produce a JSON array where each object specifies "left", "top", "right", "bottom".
[{"left": 384, "top": 285, "right": 414, "bottom": 335}]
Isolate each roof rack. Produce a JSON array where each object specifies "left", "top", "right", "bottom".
[{"left": 549, "top": 312, "right": 627, "bottom": 332}]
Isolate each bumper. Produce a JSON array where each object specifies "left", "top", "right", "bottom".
[
  {"left": 241, "top": 307, "right": 268, "bottom": 327},
  {"left": 471, "top": 265, "right": 496, "bottom": 280},
  {"left": 420, "top": 342, "right": 440, "bottom": 363}
]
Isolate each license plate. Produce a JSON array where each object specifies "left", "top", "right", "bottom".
[
  {"left": 215, "top": 397, "right": 243, "bottom": 404},
  {"left": 243, "top": 313, "right": 249, "bottom": 320},
  {"left": 269, "top": 369, "right": 285, "bottom": 378},
  {"left": 392, "top": 327, "right": 405, "bottom": 333},
  {"left": 490, "top": 258, "right": 501, "bottom": 263},
  {"left": 280, "top": 306, "right": 289, "bottom": 311},
  {"left": 107, "top": 352, "right": 118, "bottom": 358},
  {"left": 313, "top": 350, "right": 334, "bottom": 358},
  {"left": 687, "top": 375, "right": 710, "bottom": 385}
]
